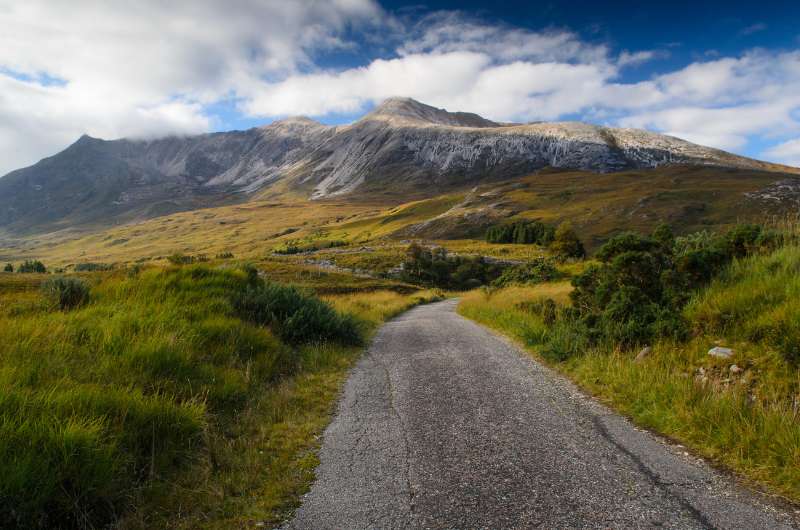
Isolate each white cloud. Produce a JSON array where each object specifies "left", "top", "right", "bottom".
[
  {"left": 764, "top": 139, "right": 800, "bottom": 167},
  {"left": 0, "top": 0, "right": 383, "bottom": 174},
  {"left": 617, "top": 50, "right": 657, "bottom": 67},
  {"left": 398, "top": 11, "right": 608, "bottom": 64}
]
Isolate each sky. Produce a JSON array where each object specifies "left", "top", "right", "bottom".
[{"left": 1, "top": 0, "right": 800, "bottom": 176}]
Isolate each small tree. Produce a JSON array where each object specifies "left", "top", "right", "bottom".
[
  {"left": 18, "top": 260, "right": 46, "bottom": 273},
  {"left": 550, "top": 222, "right": 585, "bottom": 259},
  {"left": 3, "top": 263, "right": 12, "bottom": 272}
]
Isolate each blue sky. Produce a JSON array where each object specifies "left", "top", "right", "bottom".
[{"left": 1, "top": 0, "right": 799, "bottom": 175}]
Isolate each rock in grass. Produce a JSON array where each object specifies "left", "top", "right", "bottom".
[
  {"left": 730, "top": 364, "right": 743, "bottom": 374},
  {"left": 708, "top": 346, "right": 734, "bottom": 358},
  {"left": 635, "top": 346, "right": 652, "bottom": 363}
]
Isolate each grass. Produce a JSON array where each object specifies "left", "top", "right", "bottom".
[
  {"left": 0, "top": 264, "right": 441, "bottom": 528},
  {"left": 459, "top": 246, "right": 800, "bottom": 503},
  {"left": 3, "top": 166, "right": 796, "bottom": 268}
]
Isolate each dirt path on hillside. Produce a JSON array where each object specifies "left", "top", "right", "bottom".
[{"left": 284, "top": 299, "right": 798, "bottom": 529}]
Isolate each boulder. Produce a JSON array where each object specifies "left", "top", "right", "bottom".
[
  {"left": 708, "top": 346, "right": 734, "bottom": 359},
  {"left": 729, "top": 364, "right": 743, "bottom": 374},
  {"left": 635, "top": 346, "right": 652, "bottom": 363}
]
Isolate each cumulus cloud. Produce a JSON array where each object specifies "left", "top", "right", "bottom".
[
  {"left": 765, "top": 139, "right": 800, "bottom": 167},
  {"left": 0, "top": 0, "right": 383, "bottom": 174},
  {"left": 1, "top": 2, "right": 799, "bottom": 175}
]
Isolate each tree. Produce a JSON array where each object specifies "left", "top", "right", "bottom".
[
  {"left": 3, "top": 263, "right": 12, "bottom": 272},
  {"left": 17, "top": 260, "right": 46, "bottom": 273},
  {"left": 550, "top": 222, "right": 585, "bottom": 259}
]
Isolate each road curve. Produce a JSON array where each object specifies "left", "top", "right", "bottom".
[{"left": 285, "top": 299, "right": 798, "bottom": 529}]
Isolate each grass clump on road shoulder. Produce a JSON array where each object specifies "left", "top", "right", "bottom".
[{"left": 459, "top": 222, "right": 800, "bottom": 503}]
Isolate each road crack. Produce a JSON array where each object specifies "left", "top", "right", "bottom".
[{"left": 376, "top": 352, "right": 417, "bottom": 521}]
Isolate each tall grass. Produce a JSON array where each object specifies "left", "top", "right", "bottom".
[
  {"left": 0, "top": 262, "right": 442, "bottom": 528},
  {"left": 687, "top": 245, "right": 800, "bottom": 364},
  {"left": 0, "top": 264, "right": 384, "bottom": 528}
]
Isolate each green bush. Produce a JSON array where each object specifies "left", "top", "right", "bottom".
[
  {"left": 486, "top": 220, "right": 555, "bottom": 245},
  {"left": 493, "top": 258, "right": 562, "bottom": 287},
  {"left": 550, "top": 222, "right": 585, "bottom": 259},
  {"left": 232, "top": 281, "right": 362, "bottom": 346},
  {"left": 595, "top": 232, "right": 661, "bottom": 262},
  {"left": 17, "top": 260, "right": 46, "bottom": 273},
  {"left": 273, "top": 245, "right": 304, "bottom": 255},
  {"left": 167, "top": 253, "right": 208, "bottom": 265},
  {"left": 74, "top": 262, "right": 113, "bottom": 272},
  {"left": 566, "top": 226, "right": 689, "bottom": 349},
  {"left": 3, "top": 263, "right": 11, "bottom": 272},
  {"left": 401, "top": 243, "right": 504, "bottom": 289},
  {"left": 725, "top": 223, "right": 763, "bottom": 258},
  {"left": 651, "top": 222, "right": 675, "bottom": 249},
  {"left": 564, "top": 222, "right": 783, "bottom": 351},
  {"left": 540, "top": 316, "right": 591, "bottom": 362},
  {"left": 42, "top": 277, "right": 90, "bottom": 310}
]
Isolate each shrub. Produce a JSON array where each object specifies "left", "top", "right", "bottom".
[
  {"left": 74, "top": 262, "right": 113, "bottom": 272},
  {"left": 17, "top": 260, "right": 46, "bottom": 273},
  {"left": 493, "top": 258, "right": 561, "bottom": 287},
  {"left": 3, "top": 263, "right": 11, "bottom": 272},
  {"left": 401, "top": 243, "right": 504, "bottom": 289},
  {"left": 725, "top": 223, "right": 762, "bottom": 258},
  {"left": 567, "top": 229, "right": 688, "bottom": 348},
  {"left": 41, "top": 277, "right": 90, "bottom": 310},
  {"left": 166, "top": 253, "right": 208, "bottom": 265},
  {"left": 550, "top": 222, "right": 585, "bottom": 259},
  {"left": 651, "top": 223, "right": 675, "bottom": 249},
  {"left": 675, "top": 247, "right": 728, "bottom": 287},
  {"left": 540, "top": 316, "right": 591, "bottom": 362},
  {"left": 674, "top": 230, "right": 719, "bottom": 256},
  {"left": 167, "top": 253, "right": 194, "bottom": 265},
  {"left": 232, "top": 281, "right": 362, "bottom": 346},
  {"left": 273, "top": 245, "right": 304, "bottom": 255},
  {"left": 595, "top": 232, "right": 660, "bottom": 262},
  {"left": 486, "top": 220, "right": 555, "bottom": 245}
]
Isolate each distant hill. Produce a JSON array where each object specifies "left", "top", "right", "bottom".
[{"left": 0, "top": 97, "right": 796, "bottom": 235}]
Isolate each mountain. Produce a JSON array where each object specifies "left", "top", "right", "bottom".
[{"left": 0, "top": 97, "right": 796, "bottom": 234}]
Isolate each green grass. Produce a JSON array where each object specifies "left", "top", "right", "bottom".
[
  {"left": 0, "top": 264, "right": 441, "bottom": 528},
  {"left": 687, "top": 245, "right": 800, "bottom": 364},
  {"left": 459, "top": 247, "right": 800, "bottom": 503}
]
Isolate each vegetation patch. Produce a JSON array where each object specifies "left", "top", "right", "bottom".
[
  {"left": 0, "top": 263, "right": 437, "bottom": 528},
  {"left": 459, "top": 220, "right": 800, "bottom": 502},
  {"left": 400, "top": 242, "right": 505, "bottom": 289}
]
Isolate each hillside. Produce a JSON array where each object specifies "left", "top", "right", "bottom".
[
  {"left": 3, "top": 164, "right": 799, "bottom": 267},
  {"left": 0, "top": 97, "right": 796, "bottom": 236}
]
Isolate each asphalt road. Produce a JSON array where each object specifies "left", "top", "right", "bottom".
[{"left": 285, "top": 299, "right": 799, "bottom": 529}]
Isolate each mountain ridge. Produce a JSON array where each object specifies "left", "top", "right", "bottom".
[{"left": 0, "top": 97, "right": 797, "bottom": 234}]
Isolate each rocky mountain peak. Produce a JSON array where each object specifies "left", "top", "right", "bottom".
[
  {"left": 261, "top": 116, "right": 329, "bottom": 134},
  {"left": 364, "top": 97, "right": 501, "bottom": 128}
]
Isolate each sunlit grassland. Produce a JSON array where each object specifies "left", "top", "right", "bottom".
[
  {"left": 459, "top": 248, "right": 800, "bottom": 502},
  {"left": 3, "top": 166, "right": 793, "bottom": 271},
  {"left": 0, "top": 263, "right": 441, "bottom": 529}
]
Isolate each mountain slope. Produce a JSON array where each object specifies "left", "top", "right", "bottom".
[{"left": 0, "top": 97, "right": 795, "bottom": 234}]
